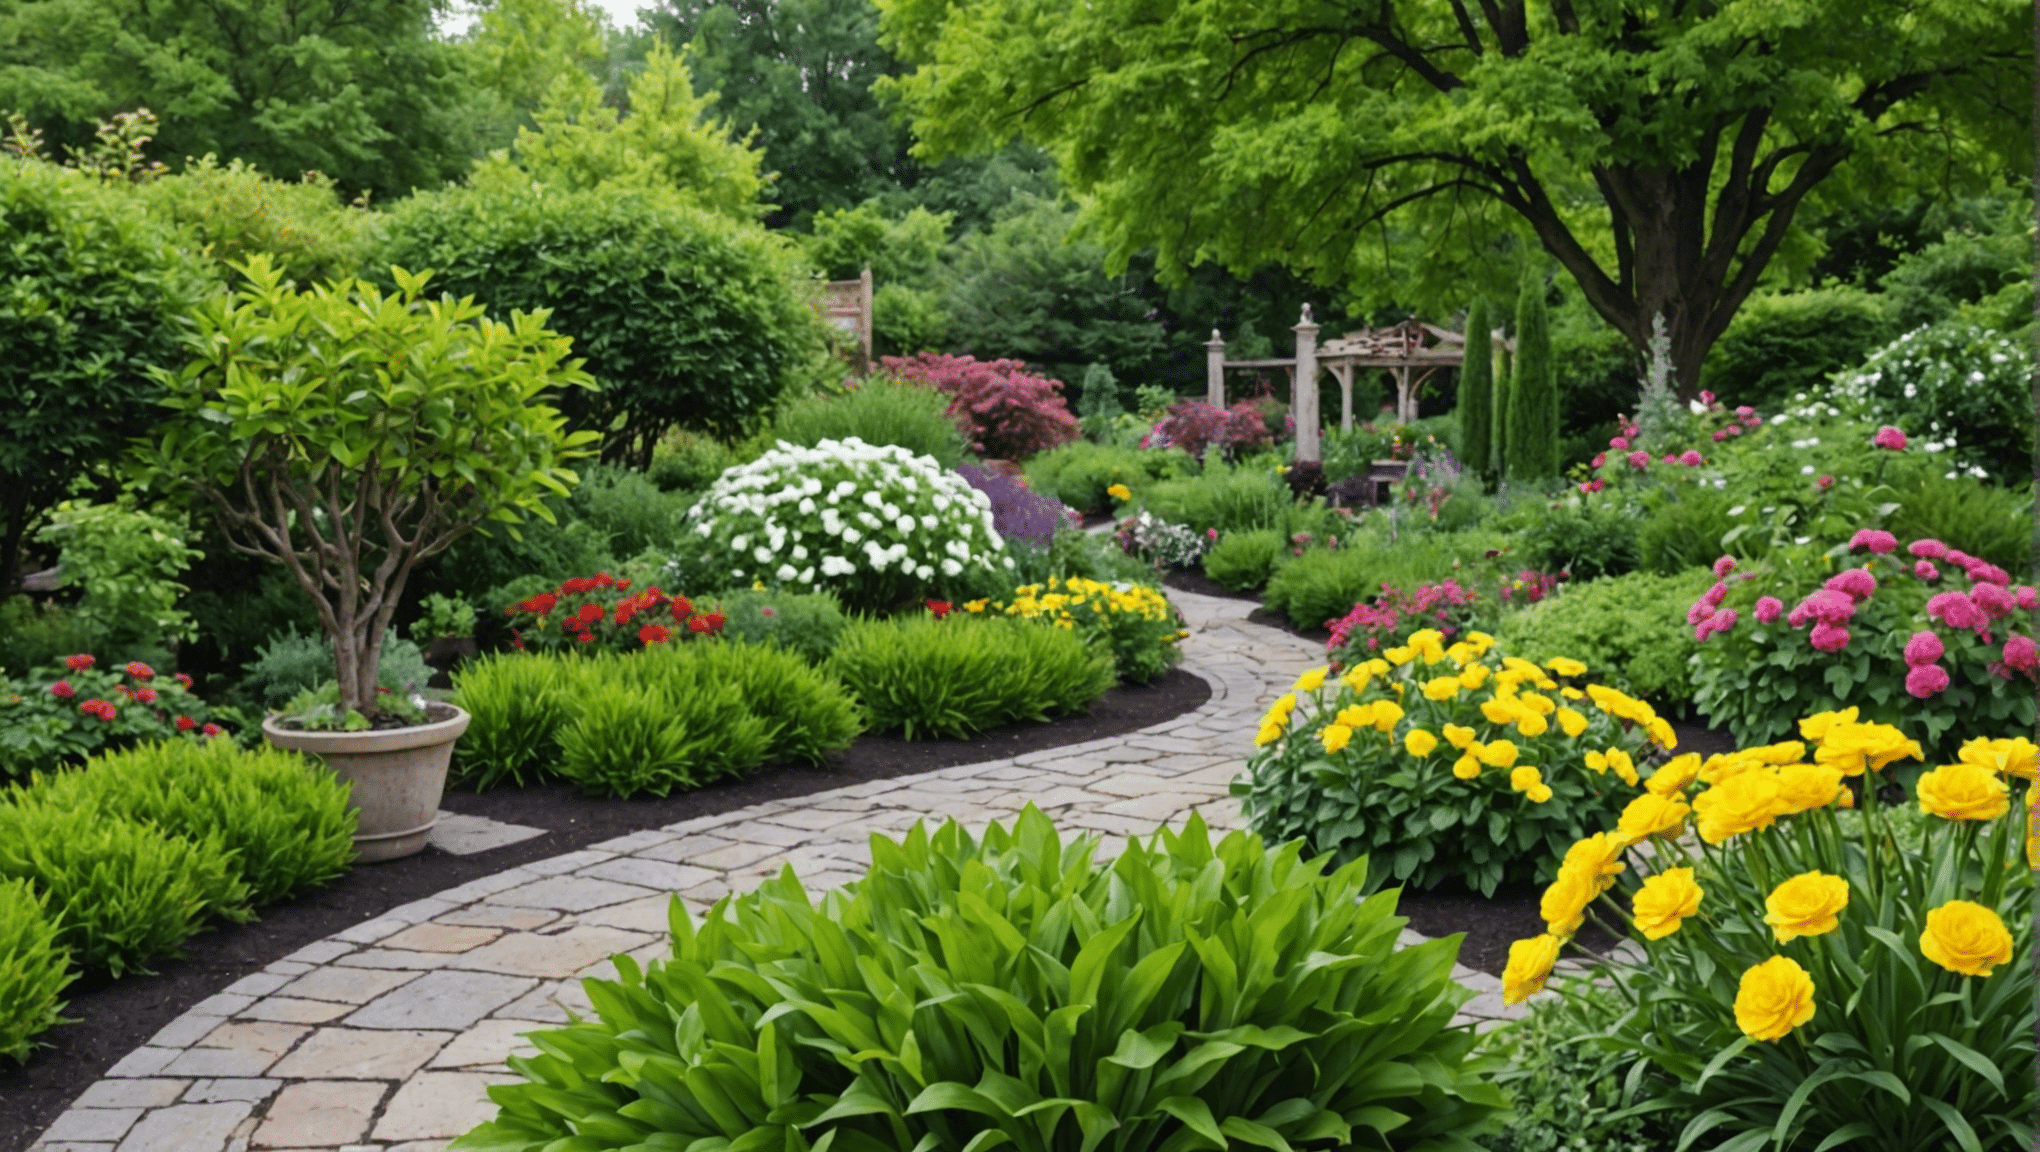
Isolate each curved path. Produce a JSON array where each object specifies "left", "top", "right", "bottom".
[{"left": 29, "top": 590, "right": 1522, "bottom": 1152}]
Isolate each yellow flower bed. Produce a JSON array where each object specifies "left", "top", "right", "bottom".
[{"left": 965, "top": 577, "right": 1184, "bottom": 683}]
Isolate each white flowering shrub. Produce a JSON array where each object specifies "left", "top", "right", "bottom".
[
  {"left": 675, "top": 438, "right": 1013, "bottom": 611},
  {"left": 1833, "top": 322, "right": 2030, "bottom": 484}
]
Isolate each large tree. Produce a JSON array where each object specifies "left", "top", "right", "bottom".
[{"left": 876, "top": 0, "right": 2029, "bottom": 396}]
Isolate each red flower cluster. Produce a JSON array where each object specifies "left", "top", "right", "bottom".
[
  {"left": 65, "top": 653, "right": 94, "bottom": 671},
  {"left": 926, "top": 599, "right": 953, "bottom": 619},
  {"left": 47, "top": 679, "right": 74, "bottom": 699},
  {"left": 78, "top": 699, "right": 116, "bottom": 721},
  {"left": 686, "top": 611, "right": 727, "bottom": 635},
  {"left": 504, "top": 574, "right": 713, "bottom": 652}
]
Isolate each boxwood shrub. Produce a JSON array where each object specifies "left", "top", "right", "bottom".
[
  {"left": 455, "top": 807, "right": 1507, "bottom": 1152},
  {"left": 1493, "top": 568, "right": 1717, "bottom": 708},
  {"left": 825, "top": 614, "right": 1117, "bottom": 739}
]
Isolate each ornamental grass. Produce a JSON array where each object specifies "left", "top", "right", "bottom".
[{"left": 1505, "top": 714, "right": 2034, "bottom": 1152}]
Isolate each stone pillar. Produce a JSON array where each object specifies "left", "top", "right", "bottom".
[
  {"left": 1205, "top": 329, "right": 1226, "bottom": 408},
  {"left": 1292, "top": 305, "right": 1320, "bottom": 464},
  {"left": 1333, "top": 363, "right": 1354, "bottom": 431}
]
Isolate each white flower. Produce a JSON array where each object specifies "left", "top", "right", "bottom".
[
  {"left": 791, "top": 545, "right": 808, "bottom": 561},
  {"left": 775, "top": 564, "right": 798, "bottom": 582},
  {"left": 895, "top": 515, "right": 916, "bottom": 535},
  {"left": 915, "top": 564, "right": 934, "bottom": 580},
  {"left": 842, "top": 527, "right": 862, "bottom": 544},
  {"left": 798, "top": 498, "right": 816, "bottom": 515},
  {"left": 920, "top": 515, "right": 939, "bottom": 530},
  {"left": 1800, "top": 465, "right": 1815, "bottom": 475},
  {"left": 821, "top": 556, "right": 855, "bottom": 577},
  {"left": 1727, "top": 505, "right": 1746, "bottom": 516},
  {"left": 941, "top": 558, "right": 962, "bottom": 577},
  {"left": 754, "top": 546, "right": 774, "bottom": 564},
  {"left": 731, "top": 534, "right": 749, "bottom": 551},
  {"left": 863, "top": 490, "right": 884, "bottom": 509}
]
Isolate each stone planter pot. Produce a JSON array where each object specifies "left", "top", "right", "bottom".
[{"left": 264, "top": 703, "right": 470, "bottom": 863}]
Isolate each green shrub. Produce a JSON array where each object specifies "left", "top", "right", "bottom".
[
  {"left": 667, "top": 641, "right": 863, "bottom": 766},
  {"left": 710, "top": 588, "right": 849, "bottom": 664},
  {"left": 1887, "top": 474, "right": 2032, "bottom": 575},
  {"left": 826, "top": 614, "right": 1116, "bottom": 739},
  {"left": 1139, "top": 464, "right": 1340, "bottom": 538},
  {"left": 449, "top": 654, "right": 576, "bottom": 790},
  {"left": 1477, "top": 978, "right": 1666, "bottom": 1152},
  {"left": 435, "top": 513, "right": 615, "bottom": 607},
  {"left": 1003, "top": 526, "right": 1160, "bottom": 589},
  {"left": 30, "top": 741, "right": 355, "bottom": 906},
  {"left": 1833, "top": 320, "right": 2033, "bottom": 486},
  {"left": 556, "top": 680, "right": 768, "bottom": 799},
  {"left": 0, "top": 878, "right": 70, "bottom": 1065},
  {"left": 768, "top": 376, "right": 969, "bottom": 468},
  {"left": 646, "top": 430, "right": 742, "bottom": 494},
  {"left": 1504, "top": 269, "right": 1558, "bottom": 481},
  {"left": 32, "top": 498, "right": 203, "bottom": 651},
  {"left": 137, "top": 156, "right": 377, "bottom": 287},
  {"left": 568, "top": 464, "right": 695, "bottom": 562},
  {"left": 0, "top": 599, "right": 98, "bottom": 679},
  {"left": 1494, "top": 569, "right": 1716, "bottom": 706},
  {"left": 1201, "top": 528, "right": 1287, "bottom": 592},
  {"left": 1023, "top": 440, "right": 1178, "bottom": 513},
  {"left": 0, "top": 654, "right": 234, "bottom": 781},
  {"left": 1263, "top": 531, "right": 1503, "bottom": 632},
  {"left": 971, "top": 578, "right": 1185, "bottom": 685},
  {"left": 1699, "top": 285, "right": 1896, "bottom": 411},
  {"left": 0, "top": 804, "right": 249, "bottom": 976},
  {"left": 1501, "top": 498, "right": 1641, "bottom": 582},
  {"left": 241, "top": 628, "right": 433, "bottom": 708},
  {"left": 1634, "top": 485, "right": 1744, "bottom": 575},
  {"left": 1458, "top": 295, "right": 1496, "bottom": 480},
  {"left": 455, "top": 807, "right": 1508, "bottom": 1152}
]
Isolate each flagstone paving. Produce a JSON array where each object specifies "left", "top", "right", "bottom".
[{"left": 28, "top": 589, "right": 1526, "bottom": 1152}]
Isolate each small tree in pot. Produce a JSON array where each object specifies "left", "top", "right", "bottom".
[{"left": 138, "top": 255, "right": 597, "bottom": 722}]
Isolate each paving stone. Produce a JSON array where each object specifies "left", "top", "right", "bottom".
[
  {"left": 71, "top": 1081, "right": 190, "bottom": 1110},
  {"left": 344, "top": 971, "right": 537, "bottom": 1031},
  {"left": 434, "top": 870, "right": 540, "bottom": 903},
  {"left": 111, "top": 1100, "right": 252, "bottom": 1152},
  {"left": 40, "top": 1108, "right": 143, "bottom": 1142},
  {"left": 380, "top": 897, "right": 460, "bottom": 924},
  {"left": 274, "top": 967, "right": 421, "bottom": 1006},
  {"left": 1081, "top": 772, "right": 1173, "bottom": 799},
  {"left": 481, "top": 874, "right": 657, "bottom": 911},
  {"left": 104, "top": 1048, "right": 179, "bottom": 1078},
  {"left": 433, "top": 906, "right": 558, "bottom": 931},
  {"left": 236, "top": 998, "right": 352, "bottom": 1025},
  {"left": 576, "top": 857, "right": 718, "bottom": 892},
  {"left": 160, "top": 1044, "right": 286, "bottom": 1080},
  {"left": 195, "top": 1021, "right": 306, "bottom": 1058},
  {"left": 567, "top": 893, "right": 676, "bottom": 936},
  {"left": 334, "top": 947, "right": 458, "bottom": 971},
  {"left": 520, "top": 849, "right": 616, "bottom": 876},
  {"left": 426, "top": 1018, "right": 542, "bottom": 1070},
  {"left": 182, "top": 1080, "right": 281, "bottom": 1104},
  {"left": 269, "top": 1028, "right": 451, "bottom": 1080},
  {"left": 251, "top": 1080, "right": 386, "bottom": 1149},
  {"left": 585, "top": 829, "right": 679, "bottom": 854},
  {"left": 332, "top": 918, "right": 409, "bottom": 945},
  {"left": 148, "top": 1014, "right": 227, "bottom": 1049},
  {"left": 282, "top": 941, "right": 353, "bottom": 965},
  {"left": 263, "top": 961, "right": 313, "bottom": 977},
  {"left": 492, "top": 979, "right": 594, "bottom": 1024},
  {"left": 713, "top": 821, "right": 815, "bottom": 848},
  {"left": 378, "top": 923, "right": 502, "bottom": 954},
  {"left": 221, "top": 972, "right": 296, "bottom": 999},
  {"left": 370, "top": 1072, "right": 517, "bottom": 1141},
  {"left": 449, "top": 925, "right": 654, "bottom": 979},
  {"left": 387, "top": 1143, "right": 456, "bottom": 1152},
  {"left": 427, "top": 811, "right": 547, "bottom": 856},
  {"left": 32, "top": 1142, "right": 116, "bottom": 1152}
]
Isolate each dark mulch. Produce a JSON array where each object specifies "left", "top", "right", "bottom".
[
  {"left": 0, "top": 669, "right": 1208, "bottom": 1151},
  {"left": 1160, "top": 567, "right": 1262, "bottom": 604}
]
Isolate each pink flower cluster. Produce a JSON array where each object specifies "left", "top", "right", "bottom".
[
  {"left": 1326, "top": 579, "right": 1478, "bottom": 657},
  {"left": 1871, "top": 425, "right": 1908, "bottom": 451}
]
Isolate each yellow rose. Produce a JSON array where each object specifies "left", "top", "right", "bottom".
[
  {"left": 1764, "top": 872, "right": 1849, "bottom": 944},
  {"left": 1320, "top": 723, "right": 1354, "bottom": 754},
  {"left": 1546, "top": 657, "right": 1588, "bottom": 677},
  {"left": 1502, "top": 934, "right": 1562, "bottom": 1005},
  {"left": 1442, "top": 723, "right": 1476, "bottom": 750},
  {"left": 1404, "top": 729, "right": 1439, "bottom": 757},
  {"left": 1798, "top": 707, "right": 1860, "bottom": 741},
  {"left": 1646, "top": 753, "right": 1703, "bottom": 796},
  {"left": 1772, "top": 763, "right": 1846, "bottom": 815},
  {"left": 1294, "top": 666, "right": 1330, "bottom": 692},
  {"left": 1560, "top": 833, "right": 1628, "bottom": 892},
  {"left": 1693, "top": 771, "right": 1782, "bottom": 843},
  {"left": 1734, "top": 956, "right": 1816, "bottom": 1041},
  {"left": 1920, "top": 900, "right": 2015, "bottom": 977},
  {"left": 1370, "top": 700, "right": 1404, "bottom": 732},
  {"left": 1479, "top": 740, "right": 1521, "bottom": 768},
  {"left": 1452, "top": 754, "right": 1482, "bottom": 780},
  {"left": 1631, "top": 868, "right": 1703, "bottom": 939},
  {"left": 1616, "top": 792, "right": 1690, "bottom": 841},
  {"left": 1105, "top": 483, "right": 1132, "bottom": 500},
  {"left": 1458, "top": 664, "right": 1491, "bottom": 690},
  {"left": 1422, "top": 676, "right": 1462, "bottom": 701},
  {"left": 1960, "top": 736, "right": 2039, "bottom": 781},
  {"left": 1556, "top": 707, "right": 1588, "bottom": 738},
  {"left": 1540, "top": 868, "right": 1598, "bottom": 935},
  {"left": 1336, "top": 703, "right": 1375, "bottom": 729},
  {"left": 1916, "top": 762, "right": 2011, "bottom": 822}
]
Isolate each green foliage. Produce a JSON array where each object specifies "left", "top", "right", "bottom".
[
  {"left": 31, "top": 739, "right": 355, "bottom": 906},
  {"left": 138, "top": 255, "right": 599, "bottom": 716},
  {"left": 411, "top": 593, "right": 476, "bottom": 642},
  {"left": 450, "top": 0, "right": 610, "bottom": 157},
  {"left": 711, "top": 588, "right": 850, "bottom": 665},
  {"left": 33, "top": 498, "right": 202, "bottom": 647},
  {"left": 1833, "top": 320, "right": 2033, "bottom": 486},
  {"left": 181, "top": 560, "right": 323, "bottom": 668},
  {"left": 0, "top": 157, "right": 207, "bottom": 590},
  {"left": 1023, "top": 440, "right": 1195, "bottom": 515},
  {"left": 1505, "top": 272, "right": 1557, "bottom": 482},
  {"left": 1494, "top": 569, "right": 1717, "bottom": 706},
  {"left": 647, "top": 430, "right": 742, "bottom": 495},
  {"left": 556, "top": 678, "right": 769, "bottom": 799},
  {"left": 768, "top": 377, "right": 969, "bottom": 468},
  {"left": 976, "top": 577, "right": 1185, "bottom": 685},
  {"left": 825, "top": 614, "right": 1116, "bottom": 739},
  {"left": 0, "top": 599, "right": 99, "bottom": 679},
  {"left": 0, "top": 802, "right": 248, "bottom": 976},
  {"left": 137, "top": 156, "right": 377, "bottom": 286},
  {"left": 448, "top": 653, "right": 575, "bottom": 791},
  {"left": 1001, "top": 526, "right": 1161, "bottom": 590},
  {"left": 565, "top": 464, "right": 695, "bottom": 561},
  {"left": 1459, "top": 296, "right": 1495, "bottom": 480},
  {"left": 1886, "top": 473, "right": 2031, "bottom": 575},
  {"left": 1201, "top": 528, "right": 1287, "bottom": 593},
  {"left": 1138, "top": 465, "right": 1340, "bottom": 539},
  {"left": 377, "top": 180, "right": 826, "bottom": 466},
  {"left": 805, "top": 200, "right": 954, "bottom": 282},
  {"left": 240, "top": 629, "right": 432, "bottom": 710},
  {"left": 455, "top": 806, "right": 1507, "bottom": 1152},
  {"left": 0, "top": 878, "right": 70, "bottom": 1065},
  {"left": 1699, "top": 286, "right": 1896, "bottom": 411},
  {"left": 1878, "top": 190, "right": 2034, "bottom": 329},
  {"left": 1500, "top": 498, "right": 1640, "bottom": 582},
  {"left": 0, "top": 655, "right": 232, "bottom": 781},
  {"left": 1476, "top": 979, "right": 1665, "bottom": 1152},
  {"left": 434, "top": 510, "right": 615, "bottom": 610},
  {"left": 1262, "top": 531, "right": 1503, "bottom": 633}
]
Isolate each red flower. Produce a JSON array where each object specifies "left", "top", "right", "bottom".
[
  {"left": 576, "top": 602, "right": 606, "bottom": 626},
  {"left": 125, "top": 661, "right": 154, "bottom": 679},
  {"left": 510, "top": 628, "right": 526, "bottom": 651},
  {"left": 47, "top": 680, "right": 74, "bottom": 699},
  {"left": 114, "top": 684, "right": 138, "bottom": 700},
  {"left": 201, "top": 722, "right": 223, "bottom": 737},
  {"left": 670, "top": 595, "right": 695, "bottom": 622},
  {"left": 687, "top": 612, "right": 727, "bottom": 635},
  {"left": 576, "top": 631, "right": 597, "bottom": 644},
  {"left": 926, "top": 599, "right": 953, "bottom": 618},
  {"left": 79, "top": 699, "right": 116, "bottom": 721},
  {"left": 65, "top": 653, "right": 95, "bottom": 671},
  {"left": 135, "top": 687, "right": 159, "bottom": 704},
  {"left": 638, "top": 624, "right": 672, "bottom": 646},
  {"left": 175, "top": 715, "right": 198, "bottom": 731},
  {"left": 514, "top": 592, "right": 559, "bottom": 617},
  {"left": 174, "top": 672, "right": 194, "bottom": 688}
]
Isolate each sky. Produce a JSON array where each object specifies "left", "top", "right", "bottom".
[{"left": 440, "top": 0, "right": 652, "bottom": 37}]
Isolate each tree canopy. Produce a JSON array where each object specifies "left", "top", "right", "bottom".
[{"left": 877, "top": 0, "right": 2031, "bottom": 395}]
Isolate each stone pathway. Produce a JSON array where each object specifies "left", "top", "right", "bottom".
[{"left": 28, "top": 589, "right": 1524, "bottom": 1152}]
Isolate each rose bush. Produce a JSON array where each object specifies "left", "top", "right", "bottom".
[{"left": 0, "top": 654, "right": 228, "bottom": 780}]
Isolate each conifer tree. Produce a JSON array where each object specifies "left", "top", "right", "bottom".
[
  {"left": 1456, "top": 297, "right": 1493, "bottom": 481},
  {"left": 1506, "top": 268, "right": 1557, "bottom": 482}
]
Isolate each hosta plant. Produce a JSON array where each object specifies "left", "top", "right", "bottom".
[
  {"left": 0, "top": 654, "right": 228, "bottom": 781},
  {"left": 1234, "top": 631, "right": 1672, "bottom": 895},
  {"left": 454, "top": 807, "right": 1507, "bottom": 1152},
  {"left": 1504, "top": 718, "right": 2035, "bottom": 1152},
  {"left": 674, "top": 438, "right": 1012, "bottom": 613},
  {"left": 966, "top": 577, "right": 1185, "bottom": 683}
]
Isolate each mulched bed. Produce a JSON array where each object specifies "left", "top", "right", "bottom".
[{"left": 0, "top": 669, "right": 1208, "bottom": 1151}]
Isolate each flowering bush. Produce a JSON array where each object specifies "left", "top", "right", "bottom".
[
  {"left": 955, "top": 462, "right": 1072, "bottom": 548},
  {"left": 504, "top": 572, "right": 723, "bottom": 652},
  {"left": 1833, "top": 320, "right": 2031, "bottom": 485},
  {"left": 1325, "top": 578, "right": 1483, "bottom": 661},
  {"left": 676, "top": 438, "right": 1013, "bottom": 612},
  {"left": 879, "top": 353, "right": 1080, "bottom": 460},
  {"left": 1234, "top": 631, "right": 1673, "bottom": 895},
  {"left": 1112, "top": 509, "right": 1209, "bottom": 569},
  {"left": 1504, "top": 716, "right": 2034, "bottom": 1152},
  {"left": 1687, "top": 537, "right": 2036, "bottom": 765},
  {"left": 1146, "top": 398, "right": 1274, "bottom": 463},
  {"left": 0, "top": 654, "right": 227, "bottom": 780},
  {"left": 964, "top": 576, "right": 1185, "bottom": 683}
]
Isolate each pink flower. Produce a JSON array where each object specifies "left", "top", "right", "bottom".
[
  {"left": 1662, "top": 453, "right": 1679, "bottom": 464},
  {"left": 1914, "top": 560, "right": 1941, "bottom": 582},
  {"left": 1687, "top": 600, "right": 1716, "bottom": 625},
  {"left": 1579, "top": 478, "right": 1608, "bottom": 493},
  {"left": 1609, "top": 436, "right": 1630, "bottom": 450},
  {"left": 1712, "top": 607, "right": 1740, "bottom": 633},
  {"left": 1965, "top": 561, "right": 2011, "bottom": 587},
  {"left": 1678, "top": 450, "right": 1705, "bottom": 467},
  {"left": 1754, "top": 596, "right": 1784, "bottom": 623},
  {"left": 1799, "top": 589, "right": 1859, "bottom": 623},
  {"left": 1909, "top": 538, "right": 1950, "bottom": 560},
  {"left": 1713, "top": 555, "right": 1738, "bottom": 578},
  {"left": 1809, "top": 621, "right": 1852, "bottom": 652},
  {"left": 1624, "top": 424, "right": 1640, "bottom": 438},
  {"left": 1591, "top": 452, "right": 1607, "bottom": 468},
  {"left": 1734, "top": 405, "right": 1754, "bottom": 418},
  {"left": 1847, "top": 529, "right": 1898, "bottom": 555},
  {"left": 1824, "top": 568, "right": 1878, "bottom": 600},
  {"left": 1928, "top": 591, "right": 1989, "bottom": 633},
  {"left": 1902, "top": 631, "right": 1945, "bottom": 666},
  {"left": 1871, "top": 425, "right": 1908, "bottom": 450},
  {"left": 1713, "top": 429, "right": 1729, "bottom": 442},
  {"left": 1627, "top": 451, "right": 1650, "bottom": 469},
  {"left": 2017, "top": 586, "right": 2037, "bottom": 611},
  {"left": 1816, "top": 474, "right": 1834, "bottom": 490},
  {"left": 1743, "top": 414, "right": 1763, "bottom": 428},
  {"left": 201, "top": 722, "right": 224, "bottom": 737},
  {"left": 1972, "top": 583, "right": 2016, "bottom": 620},
  {"left": 1905, "top": 663, "right": 1950, "bottom": 698},
  {"left": 47, "top": 680, "right": 74, "bottom": 699},
  {"left": 1694, "top": 621, "right": 1714, "bottom": 642},
  {"left": 1699, "top": 390, "right": 1716, "bottom": 405},
  {"left": 2002, "top": 636, "right": 2039, "bottom": 673},
  {"left": 1703, "top": 581, "right": 1730, "bottom": 607}
]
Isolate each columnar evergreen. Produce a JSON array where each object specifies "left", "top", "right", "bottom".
[
  {"left": 1506, "top": 268, "right": 1557, "bottom": 482},
  {"left": 1456, "top": 297, "right": 1493, "bottom": 481}
]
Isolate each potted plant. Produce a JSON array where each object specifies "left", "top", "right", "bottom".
[{"left": 137, "top": 255, "right": 596, "bottom": 860}]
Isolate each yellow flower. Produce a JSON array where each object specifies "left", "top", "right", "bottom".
[
  {"left": 1616, "top": 792, "right": 1690, "bottom": 841},
  {"left": 1920, "top": 900, "right": 2014, "bottom": 976},
  {"left": 1363, "top": 658, "right": 1392, "bottom": 677},
  {"left": 1518, "top": 693, "right": 1556, "bottom": 717},
  {"left": 1404, "top": 729, "right": 1439, "bottom": 757},
  {"left": 1772, "top": 763, "right": 1845, "bottom": 815},
  {"left": 1294, "top": 666, "right": 1329, "bottom": 692},
  {"left": 1960, "top": 736, "right": 2039, "bottom": 781},
  {"left": 1746, "top": 741, "right": 1807, "bottom": 765},
  {"left": 1422, "top": 676, "right": 1462, "bottom": 701},
  {"left": 1646, "top": 753, "right": 1703, "bottom": 796},
  {"left": 1559, "top": 686, "right": 1585, "bottom": 700},
  {"left": 1105, "top": 483, "right": 1132, "bottom": 500},
  {"left": 1510, "top": 765, "right": 1544, "bottom": 794},
  {"left": 1369, "top": 700, "right": 1404, "bottom": 732},
  {"left": 1545, "top": 657, "right": 1588, "bottom": 678},
  {"left": 1540, "top": 868, "right": 1598, "bottom": 935},
  {"left": 1693, "top": 771, "right": 1782, "bottom": 843},
  {"left": 1255, "top": 723, "right": 1283, "bottom": 747},
  {"left": 1556, "top": 707, "right": 1588, "bottom": 738},
  {"left": 1735, "top": 956, "right": 1817, "bottom": 1042},
  {"left": 1646, "top": 718, "right": 1677, "bottom": 748},
  {"left": 1632, "top": 868, "right": 1703, "bottom": 939},
  {"left": 1480, "top": 697, "right": 1524, "bottom": 725},
  {"left": 1321, "top": 723, "right": 1354, "bottom": 754},
  {"left": 1340, "top": 664, "right": 1373, "bottom": 691},
  {"left": 1457, "top": 664, "right": 1491, "bottom": 690},
  {"left": 1442, "top": 723, "right": 1476, "bottom": 750},
  {"left": 1814, "top": 721, "right": 1921, "bottom": 777},
  {"left": 1452, "top": 754, "right": 1482, "bottom": 780},
  {"left": 1515, "top": 712, "right": 1550, "bottom": 738},
  {"left": 1479, "top": 740, "right": 1521, "bottom": 769},
  {"left": 1560, "top": 833, "right": 1628, "bottom": 892},
  {"left": 1383, "top": 645, "right": 1416, "bottom": 666},
  {"left": 1584, "top": 749, "right": 1608, "bottom": 775},
  {"left": 1798, "top": 707, "right": 1860, "bottom": 742},
  {"left": 1445, "top": 642, "right": 1479, "bottom": 666},
  {"left": 1335, "top": 703, "right": 1374, "bottom": 729},
  {"left": 1764, "top": 872, "right": 1849, "bottom": 944},
  {"left": 1465, "top": 630, "right": 1497, "bottom": 652},
  {"left": 1916, "top": 762, "right": 2011, "bottom": 821},
  {"left": 1606, "top": 749, "right": 1639, "bottom": 787},
  {"left": 1502, "top": 934, "right": 1562, "bottom": 1005},
  {"left": 963, "top": 598, "right": 989, "bottom": 614},
  {"left": 1526, "top": 783, "right": 1553, "bottom": 802}
]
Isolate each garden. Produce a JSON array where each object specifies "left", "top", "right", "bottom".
[{"left": 2, "top": 1, "right": 2037, "bottom": 1150}]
